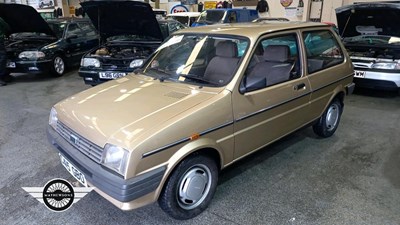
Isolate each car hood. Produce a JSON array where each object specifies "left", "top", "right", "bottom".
[
  {"left": 80, "top": 0, "right": 163, "bottom": 41},
  {"left": 0, "top": 3, "right": 56, "bottom": 37},
  {"left": 336, "top": 3, "right": 400, "bottom": 38},
  {"left": 55, "top": 74, "right": 218, "bottom": 149}
]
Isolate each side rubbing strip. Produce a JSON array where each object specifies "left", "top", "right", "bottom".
[{"left": 142, "top": 121, "right": 234, "bottom": 158}]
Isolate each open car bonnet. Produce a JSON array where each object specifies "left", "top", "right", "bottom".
[
  {"left": 80, "top": 0, "right": 163, "bottom": 41},
  {"left": 336, "top": 3, "right": 400, "bottom": 38},
  {"left": 0, "top": 3, "right": 56, "bottom": 37}
]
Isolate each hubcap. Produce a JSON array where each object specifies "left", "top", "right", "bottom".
[
  {"left": 177, "top": 164, "right": 212, "bottom": 210},
  {"left": 325, "top": 103, "right": 340, "bottom": 131},
  {"left": 54, "top": 57, "right": 65, "bottom": 75}
]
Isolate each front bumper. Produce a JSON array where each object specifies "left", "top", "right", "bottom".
[
  {"left": 6, "top": 59, "right": 52, "bottom": 74},
  {"left": 353, "top": 68, "right": 400, "bottom": 90},
  {"left": 47, "top": 126, "right": 166, "bottom": 208},
  {"left": 79, "top": 68, "right": 132, "bottom": 86}
]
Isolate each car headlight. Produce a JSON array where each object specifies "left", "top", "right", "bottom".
[
  {"left": 81, "top": 58, "right": 100, "bottom": 68},
  {"left": 371, "top": 62, "right": 400, "bottom": 70},
  {"left": 129, "top": 59, "right": 144, "bottom": 68},
  {"left": 102, "top": 144, "right": 129, "bottom": 175},
  {"left": 18, "top": 51, "right": 45, "bottom": 59},
  {"left": 48, "top": 107, "right": 58, "bottom": 130}
]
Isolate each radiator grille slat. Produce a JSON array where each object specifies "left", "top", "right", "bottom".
[{"left": 56, "top": 122, "right": 103, "bottom": 163}]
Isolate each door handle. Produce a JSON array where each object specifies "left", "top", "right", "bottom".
[{"left": 294, "top": 83, "right": 306, "bottom": 91}]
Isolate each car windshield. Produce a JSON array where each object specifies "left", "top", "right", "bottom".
[
  {"left": 142, "top": 34, "right": 249, "bottom": 87},
  {"left": 343, "top": 35, "right": 400, "bottom": 45},
  {"left": 47, "top": 22, "right": 66, "bottom": 38},
  {"left": 197, "top": 10, "right": 225, "bottom": 24}
]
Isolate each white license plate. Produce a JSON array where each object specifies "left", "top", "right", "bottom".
[
  {"left": 6, "top": 61, "right": 16, "bottom": 68},
  {"left": 354, "top": 70, "right": 365, "bottom": 78},
  {"left": 60, "top": 154, "right": 88, "bottom": 187},
  {"left": 99, "top": 72, "right": 126, "bottom": 79}
]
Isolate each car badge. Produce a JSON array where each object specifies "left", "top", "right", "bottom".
[
  {"left": 70, "top": 134, "right": 79, "bottom": 144},
  {"left": 111, "top": 65, "right": 118, "bottom": 69}
]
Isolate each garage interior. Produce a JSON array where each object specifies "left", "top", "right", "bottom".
[{"left": 1, "top": 0, "right": 400, "bottom": 224}]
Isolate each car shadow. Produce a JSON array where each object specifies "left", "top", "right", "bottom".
[
  {"left": 353, "top": 87, "right": 399, "bottom": 98},
  {"left": 218, "top": 126, "right": 315, "bottom": 185},
  {"left": 8, "top": 68, "right": 78, "bottom": 83}
]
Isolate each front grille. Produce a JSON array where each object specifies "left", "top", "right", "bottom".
[{"left": 56, "top": 121, "right": 103, "bottom": 163}]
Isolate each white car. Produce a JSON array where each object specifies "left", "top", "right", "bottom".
[
  {"left": 39, "top": 0, "right": 54, "bottom": 8},
  {"left": 167, "top": 12, "right": 200, "bottom": 26}
]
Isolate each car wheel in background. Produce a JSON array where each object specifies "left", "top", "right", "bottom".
[
  {"left": 51, "top": 55, "right": 65, "bottom": 77},
  {"left": 313, "top": 98, "right": 343, "bottom": 138},
  {"left": 158, "top": 154, "right": 218, "bottom": 220}
]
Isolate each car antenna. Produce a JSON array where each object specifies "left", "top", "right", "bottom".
[{"left": 341, "top": 8, "right": 355, "bottom": 37}]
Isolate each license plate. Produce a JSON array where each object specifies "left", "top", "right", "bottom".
[
  {"left": 99, "top": 72, "right": 126, "bottom": 79},
  {"left": 60, "top": 154, "right": 87, "bottom": 187},
  {"left": 6, "top": 61, "right": 15, "bottom": 68},
  {"left": 354, "top": 70, "right": 365, "bottom": 78}
]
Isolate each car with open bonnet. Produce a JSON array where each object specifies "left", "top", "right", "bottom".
[{"left": 47, "top": 22, "right": 354, "bottom": 220}]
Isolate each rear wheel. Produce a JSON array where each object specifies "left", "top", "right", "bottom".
[
  {"left": 158, "top": 154, "right": 218, "bottom": 220},
  {"left": 313, "top": 98, "right": 342, "bottom": 138},
  {"left": 51, "top": 55, "right": 65, "bottom": 77}
]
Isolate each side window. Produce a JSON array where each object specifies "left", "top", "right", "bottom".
[
  {"left": 241, "top": 33, "right": 300, "bottom": 92},
  {"left": 78, "top": 22, "right": 97, "bottom": 37},
  {"left": 228, "top": 11, "right": 237, "bottom": 23},
  {"left": 303, "top": 30, "right": 344, "bottom": 74},
  {"left": 66, "top": 23, "right": 83, "bottom": 38}
]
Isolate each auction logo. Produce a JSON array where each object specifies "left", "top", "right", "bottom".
[{"left": 22, "top": 178, "right": 94, "bottom": 212}]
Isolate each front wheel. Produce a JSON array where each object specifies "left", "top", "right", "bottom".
[
  {"left": 51, "top": 55, "right": 65, "bottom": 77},
  {"left": 158, "top": 154, "right": 218, "bottom": 220},
  {"left": 313, "top": 98, "right": 342, "bottom": 138}
]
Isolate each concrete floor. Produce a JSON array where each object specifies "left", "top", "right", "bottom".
[{"left": 0, "top": 70, "right": 399, "bottom": 225}]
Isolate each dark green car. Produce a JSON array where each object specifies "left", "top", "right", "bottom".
[{"left": 0, "top": 3, "right": 99, "bottom": 77}]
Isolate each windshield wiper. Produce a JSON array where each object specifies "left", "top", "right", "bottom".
[
  {"left": 146, "top": 67, "right": 173, "bottom": 82},
  {"left": 179, "top": 74, "right": 220, "bottom": 86}
]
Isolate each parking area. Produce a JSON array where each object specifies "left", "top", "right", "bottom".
[{"left": 0, "top": 71, "right": 399, "bottom": 225}]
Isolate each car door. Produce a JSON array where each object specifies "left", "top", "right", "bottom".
[
  {"left": 64, "top": 23, "right": 86, "bottom": 63},
  {"left": 232, "top": 31, "right": 312, "bottom": 159},
  {"left": 301, "top": 28, "right": 348, "bottom": 120}
]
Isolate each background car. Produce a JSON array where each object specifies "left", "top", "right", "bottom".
[
  {"left": 252, "top": 17, "right": 290, "bottom": 22},
  {"left": 39, "top": 0, "right": 53, "bottom": 8},
  {"left": 167, "top": 12, "right": 200, "bottom": 26},
  {"left": 191, "top": 8, "right": 259, "bottom": 27},
  {"left": 336, "top": 2, "right": 400, "bottom": 92},
  {"left": 79, "top": 1, "right": 186, "bottom": 85},
  {"left": 0, "top": 4, "right": 98, "bottom": 77}
]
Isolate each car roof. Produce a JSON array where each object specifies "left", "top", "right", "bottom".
[
  {"left": 46, "top": 17, "right": 91, "bottom": 23},
  {"left": 174, "top": 22, "right": 329, "bottom": 38}
]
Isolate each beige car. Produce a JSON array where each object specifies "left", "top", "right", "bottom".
[{"left": 47, "top": 22, "right": 354, "bottom": 219}]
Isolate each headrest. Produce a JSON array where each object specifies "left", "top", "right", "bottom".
[
  {"left": 216, "top": 41, "right": 238, "bottom": 58},
  {"left": 263, "top": 45, "right": 290, "bottom": 62}
]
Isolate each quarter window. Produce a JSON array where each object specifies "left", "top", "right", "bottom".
[
  {"left": 241, "top": 34, "right": 300, "bottom": 92},
  {"left": 303, "top": 30, "right": 344, "bottom": 74}
]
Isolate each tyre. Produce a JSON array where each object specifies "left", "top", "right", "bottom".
[
  {"left": 313, "top": 98, "right": 342, "bottom": 138},
  {"left": 51, "top": 55, "right": 65, "bottom": 77},
  {"left": 158, "top": 154, "right": 218, "bottom": 220}
]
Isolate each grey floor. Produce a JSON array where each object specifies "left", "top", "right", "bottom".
[{"left": 0, "top": 70, "right": 399, "bottom": 225}]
